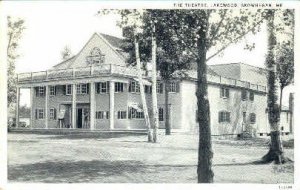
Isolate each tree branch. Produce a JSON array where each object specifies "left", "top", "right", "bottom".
[
  {"left": 7, "top": 33, "right": 13, "bottom": 55},
  {"left": 172, "top": 27, "right": 199, "bottom": 59},
  {"left": 206, "top": 17, "right": 266, "bottom": 62},
  {"left": 208, "top": 10, "right": 228, "bottom": 47}
]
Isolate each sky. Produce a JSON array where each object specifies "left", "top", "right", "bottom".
[{"left": 2, "top": 1, "right": 293, "bottom": 106}]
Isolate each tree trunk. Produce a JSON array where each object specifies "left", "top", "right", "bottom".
[
  {"left": 134, "top": 32, "right": 153, "bottom": 142},
  {"left": 196, "top": 11, "right": 214, "bottom": 183},
  {"left": 165, "top": 79, "right": 171, "bottom": 135},
  {"left": 262, "top": 9, "right": 288, "bottom": 164},
  {"left": 279, "top": 86, "right": 283, "bottom": 112},
  {"left": 151, "top": 23, "right": 159, "bottom": 143}
]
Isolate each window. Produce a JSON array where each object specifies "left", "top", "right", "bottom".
[
  {"left": 129, "top": 81, "right": 140, "bottom": 93},
  {"left": 250, "top": 113, "right": 256, "bottom": 123},
  {"left": 129, "top": 107, "right": 136, "bottom": 119},
  {"left": 97, "top": 82, "right": 109, "bottom": 93},
  {"left": 128, "top": 107, "right": 144, "bottom": 119},
  {"left": 49, "top": 108, "right": 56, "bottom": 120},
  {"left": 219, "top": 111, "right": 231, "bottom": 123},
  {"left": 157, "top": 82, "right": 163, "bottom": 94},
  {"left": 35, "top": 109, "right": 44, "bottom": 119},
  {"left": 36, "top": 86, "right": 45, "bottom": 97},
  {"left": 65, "top": 84, "right": 72, "bottom": 95},
  {"left": 76, "top": 84, "right": 88, "bottom": 94},
  {"left": 242, "top": 90, "right": 247, "bottom": 101},
  {"left": 76, "top": 84, "right": 81, "bottom": 94},
  {"left": 136, "top": 111, "right": 144, "bottom": 119},
  {"left": 249, "top": 92, "right": 254, "bottom": 101},
  {"left": 115, "top": 82, "right": 124, "bottom": 93},
  {"left": 159, "top": 108, "right": 164, "bottom": 121},
  {"left": 281, "top": 126, "right": 284, "bottom": 131},
  {"left": 49, "top": 86, "right": 56, "bottom": 96},
  {"left": 96, "top": 111, "right": 109, "bottom": 119},
  {"left": 117, "top": 111, "right": 127, "bottom": 119},
  {"left": 96, "top": 111, "right": 104, "bottom": 119},
  {"left": 81, "top": 84, "right": 88, "bottom": 94},
  {"left": 220, "top": 87, "right": 230, "bottom": 98},
  {"left": 169, "top": 82, "right": 179, "bottom": 93},
  {"left": 144, "top": 85, "right": 152, "bottom": 94}
]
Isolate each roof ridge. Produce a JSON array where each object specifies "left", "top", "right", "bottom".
[
  {"left": 209, "top": 62, "right": 266, "bottom": 70},
  {"left": 98, "top": 32, "right": 124, "bottom": 40}
]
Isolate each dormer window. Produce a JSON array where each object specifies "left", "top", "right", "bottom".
[{"left": 86, "top": 47, "right": 105, "bottom": 65}]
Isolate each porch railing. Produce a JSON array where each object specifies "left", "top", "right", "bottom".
[
  {"left": 17, "top": 64, "right": 140, "bottom": 82},
  {"left": 17, "top": 64, "right": 266, "bottom": 93}
]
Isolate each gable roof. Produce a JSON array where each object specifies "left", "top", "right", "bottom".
[
  {"left": 99, "top": 33, "right": 123, "bottom": 49},
  {"left": 52, "top": 56, "right": 76, "bottom": 70},
  {"left": 51, "top": 33, "right": 126, "bottom": 70}
]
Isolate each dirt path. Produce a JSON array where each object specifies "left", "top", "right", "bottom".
[{"left": 7, "top": 133, "right": 294, "bottom": 183}]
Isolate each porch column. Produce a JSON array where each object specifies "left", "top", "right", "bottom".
[
  {"left": 109, "top": 81, "right": 115, "bottom": 130},
  {"left": 90, "top": 82, "right": 95, "bottom": 130},
  {"left": 15, "top": 87, "right": 20, "bottom": 128},
  {"left": 45, "top": 85, "right": 48, "bottom": 129},
  {"left": 30, "top": 87, "right": 34, "bottom": 129},
  {"left": 72, "top": 84, "right": 77, "bottom": 129}
]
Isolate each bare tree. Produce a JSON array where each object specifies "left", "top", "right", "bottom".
[{"left": 61, "top": 45, "right": 72, "bottom": 61}]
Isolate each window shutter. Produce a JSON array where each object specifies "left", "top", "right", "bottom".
[
  {"left": 87, "top": 83, "right": 90, "bottom": 94},
  {"left": 220, "top": 88, "right": 223, "bottom": 98},
  {"left": 129, "top": 82, "right": 132, "bottom": 92},
  {"left": 218, "top": 112, "right": 221, "bottom": 123},
  {"left": 176, "top": 82, "right": 180, "bottom": 93},
  {"left": 107, "top": 82, "right": 110, "bottom": 93},
  {"left": 35, "top": 87, "right": 38, "bottom": 97},
  {"left": 226, "top": 88, "right": 229, "bottom": 98},
  {"left": 43, "top": 87, "right": 46, "bottom": 96},
  {"left": 54, "top": 86, "right": 57, "bottom": 96},
  {"left": 128, "top": 107, "right": 132, "bottom": 119},
  {"left": 96, "top": 83, "right": 99, "bottom": 94},
  {"left": 54, "top": 109, "right": 57, "bottom": 120},
  {"left": 63, "top": 85, "right": 66, "bottom": 95},
  {"left": 35, "top": 109, "right": 38, "bottom": 119}
]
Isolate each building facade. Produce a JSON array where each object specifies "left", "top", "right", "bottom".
[{"left": 15, "top": 33, "right": 292, "bottom": 136}]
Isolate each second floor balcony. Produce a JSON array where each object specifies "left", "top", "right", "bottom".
[{"left": 17, "top": 64, "right": 143, "bottom": 83}]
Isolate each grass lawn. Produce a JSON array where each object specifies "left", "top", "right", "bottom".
[{"left": 7, "top": 132, "right": 294, "bottom": 183}]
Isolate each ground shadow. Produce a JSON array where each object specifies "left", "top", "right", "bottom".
[
  {"left": 40, "top": 133, "right": 146, "bottom": 140},
  {"left": 8, "top": 160, "right": 197, "bottom": 183},
  {"left": 213, "top": 162, "right": 258, "bottom": 167},
  {"left": 8, "top": 160, "right": 146, "bottom": 183}
]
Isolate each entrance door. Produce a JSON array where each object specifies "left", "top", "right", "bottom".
[
  {"left": 77, "top": 108, "right": 83, "bottom": 128},
  {"left": 82, "top": 108, "right": 90, "bottom": 129}
]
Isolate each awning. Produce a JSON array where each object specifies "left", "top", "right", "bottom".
[
  {"left": 128, "top": 102, "right": 143, "bottom": 112},
  {"left": 133, "top": 78, "right": 152, "bottom": 86}
]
